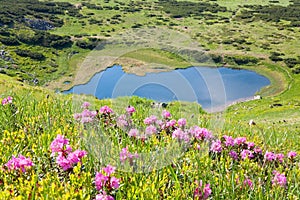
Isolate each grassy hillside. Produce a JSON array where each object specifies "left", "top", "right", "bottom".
[
  {"left": 1, "top": 70, "right": 300, "bottom": 199},
  {"left": 0, "top": 0, "right": 300, "bottom": 199}
]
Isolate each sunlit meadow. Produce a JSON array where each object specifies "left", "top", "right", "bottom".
[{"left": 0, "top": 92, "right": 299, "bottom": 199}]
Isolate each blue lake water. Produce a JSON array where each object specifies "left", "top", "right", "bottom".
[{"left": 64, "top": 65, "right": 270, "bottom": 110}]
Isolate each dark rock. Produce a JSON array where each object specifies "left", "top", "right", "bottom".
[{"left": 24, "top": 18, "right": 55, "bottom": 31}]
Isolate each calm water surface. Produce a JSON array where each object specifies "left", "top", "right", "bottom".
[{"left": 64, "top": 65, "right": 270, "bottom": 110}]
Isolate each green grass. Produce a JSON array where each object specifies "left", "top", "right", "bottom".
[
  {"left": 0, "top": 75, "right": 300, "bottom": 199},
  {"left": 1, "top": 0, "right": 300, "bottom": 198}
]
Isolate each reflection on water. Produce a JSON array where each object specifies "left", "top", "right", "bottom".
[{"left": 64, "top": 65, "right": 270, "bottom": 110}]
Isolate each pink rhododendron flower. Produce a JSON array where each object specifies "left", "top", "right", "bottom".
[
  {"left": 50, "top": 134, "right": 70, "bottom": 155},
  {"left": 81, "top": 102, "right": 91, "bottom": 109},
  {"left": 120, "top": 147, "right": 138, "bottom": 164},
  {"left": 190, "top": 126, "right": 212, "bottom": 140},
  {"left": 254, "top": 148, "right": 262, "bottom": 154},
  {"left": 229, "top": 150, "right": 238, "bottom": 160},
  {"left": 145, "top": 125, "right": 157, "bottom": 136},
  {"left": 210, "top": 140, "right": 222, "bottom": 153},
  {"left": 172, "top": 129, "right": 190, "bottom": 143},
  {"left": 126, "top": 106, "right": 135, "bottom": 115},
  {"left": 2, "top": 96, "right": 13, "bottom": 105},
  {"left": 166, "top": 119, "right": 176, "bottom": 128},
  {"left": 110, "top": 176, "right": 120, "bottom": 189},
  {"left": 143, "top": 115, "right": 158, "bottom": 125},
  {"left": 95, "top": 192, "right": 114, "bottom": 200},
  {"left": 56, "top": 155, "right": 72, "bottom": 171},
  {"left": 194, "top": 180, "right": 212, "bottom": 200},
  {"left": 264, "top": 151, "right": 276, "bottom": 161},
  {"left": 117, "top": 114, "right": 128, "bottom": 128},
  {"left": 100, "top": 106, "right": 113, "bottom": 114},
  {"left": 288, "top": 151, "right": 297, "bottom": 159},
  {"left": 103, "top": 165, "right": 116, "bottom": 176},
  {"left": 223, "top": 135, "right": 234, "bottom": 147},
  {"left": 241, "top": 150, "right": 254, "bottom": 160},
  {"left": 276, "top": 153, "right": 284, "bottom": 163},
  {"left": 234, "top": 137, "right": 247, "bottom": 145},
  {"left": 95, "top": 172, "right": 109, "bottom": 190},
  {"left": 162, "top": 110, "right": 171, "bottom": 119},
  {"left": 128, "top": 128, "right": 139, "bottom": 138},
  {"left": 177, "top": 118, "right": 187, "bottom": 127},
  {"left": 272, "top": 171, "right": 287, "bottom": 187},
  {"left": 246, "top": 142, "right": 255, "bottom": 149},
  {"left": 5, "top": 155, "right": 33, "bottom": 172},
  {"left": 243, "top": 179, "right": 253, "bottom": 189}
]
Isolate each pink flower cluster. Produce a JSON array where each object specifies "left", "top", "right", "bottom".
[
  {"left": 272, "top": 170, "right": 287, "bottom": 187},
  {"left": 100, "top": 105, "right": 113, "bottom": 115},
  {"left": 126, "top": 106, "right": 135, "bottom": 115},
  {"left": 212, "top": 134, "right": 297, "bottom": 189},
  {"left": 1, "top": 96, "right": 13, "bottom": 105},
  {"left": 95, "top": 192, "right": 114, "bottom": 200},
  {"left": 95, "top": 165, "right": 120, "bottom": 200},
  {"left": 189, "top": 126, "right": 212, "bottom": 141},
  {"left": 243, "top": 178, "right": 253, "bottom": 189},
  {"left": 162, "top": 110, "right": 171, "bottom": 119},
  {"left": 74, "top": 102, "right": 97, "bottom": 123},
  {"left": 210, "top": 140, "right": 222, "bottom": 153},
  {"left": 119, "top": 147, "right": 138, "bottom": 164},
  {"left": 172, "top": 128, "right": 190, "bottom": 143},
  {"left": 116, "top": 114, "right": 129, "bottom": 129},
  {"left": 144, "top": 115, "right": 158, "bottom": 125},
  {"left": 50, "top": 134, "right": 87, "bottom": 171},
  {"left": 5, "top": 154, "right": 33, "bottom": 173},
  {"left": 194, "top": 180, "right": 212, "bottom": 200}
]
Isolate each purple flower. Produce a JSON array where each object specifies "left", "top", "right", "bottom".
[
  {"left": 264, "top": 151, "right": 276, "bottom": 161},
  {"left": 5, "top": 155, "right": 33, "bottom": 172},
  {"left": 172, "top": 129, "right": 189, "bottom": 143},
  {"left": 190, "top": 126, "right": 212, "bottom": 140},
  {"left": 103, "top": 165, "right": 116, "bottom": 176},
  {"left": 126, "top": 106, "right": 135, "bottom": 115},
  {"left": 166, "top": 119, "right": 176, "bottom": 128},
  {"left": 50, "top": 134, "right": 70, "bottom": 155},
  {"left": 117, "top": 114, "right": 128, "bottom": 129},
  {"left": 100, "top": 106, "right": 113, "bottom": 114},
  {"left": 56, "top": 155, "right": 72, "bottom": 171},
  {"left": 229, "top": 150, "right": 239, "bottom": 160},
  {"left": 95, "top": 172, "right": 109, "bottom": 191},
  {"left": 95, "top": 192, "right": 114, "bottom": 200},
  {"left": 128, "top": 128, "right": 139, "bottom": 138},
  {"left": 74, "top": 113, "right": 82, "bottom": 120},
  {"left": 145, "top": 125, "right": 157, "bottom": 136},
  {"left": 67, "top": 150, "right": 87, "bottom": 164},
  {"left": 276, "top": 153, "right": 284, "bottom": 163},
  {"left": 234, "top": 137, "right": 247, "bottom": 146},
  {"left": 110, "top": 176, "right": 120, "bottom": 189},
  {"left": 74, "top": 109, "right": 97, "bottom": 124},
  {"left": 143, "top": 115, "right": 157, "bottom": 125},
  {"left": 210, "top": 140, "right": 222, "bottom": 153},
  {"left": 241, "top": 150, "right": 254, "bottom": 160},
  {"left": 243, "top": 179, "right": 253, "bottom": 189},
  {"left": 177, "top": 118, "right": 187, "bottom": 127},
  {"left": 272, "top": 171, "right": 287, "bottom": 187},
  {"left": 2, "top": 96, "right": 13, "bottom": 105},
  {"left": 246, "top": 142, "right": 255, "bottom": 149},
  {"left": 119, "top": 147, "right": 138, "bottom": 164},
  {"left": 223, "top": 135, "right": 234, "bottom": 147},
  {"left": 162, "top": 110, "right": 171, "bottom": 119},
  {"left": 81, "top": 102, "right": 91, "bottom": 109},
  {"left": 254, "top": 148, "right": 262, "bottom": 154},
  {"left": 287, "top": 151, "right": 297, "bottom": 159},
  {"left": 194, "top": 180, "right": 212, "bottom": 200}
]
